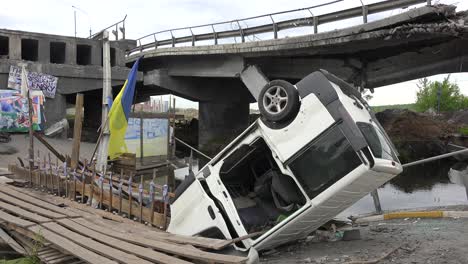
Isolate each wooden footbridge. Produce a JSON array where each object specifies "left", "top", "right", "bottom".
[{"left": 0, "top": 165, "right": 249, "bottom": 264}]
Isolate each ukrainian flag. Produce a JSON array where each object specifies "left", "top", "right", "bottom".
[{"left": 108, "top": 57, "right": 141, "bottom": 159}]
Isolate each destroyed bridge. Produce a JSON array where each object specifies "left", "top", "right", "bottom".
[{"left": 1, "top": 0, "right": 468, "bottom": 153}]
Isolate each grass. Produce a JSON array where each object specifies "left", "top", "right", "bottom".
[
  {"left": 371, "top": 103, "right": 418, "bottom": 113},
  {"left": 2, "top": 230, "right": 45, "bottom": 264},
  {"left": 1, "top": 257, "right": 39, "bottom": 264},
  {"left": 459, "top": 126, "right": 468, "bottom": 136}
]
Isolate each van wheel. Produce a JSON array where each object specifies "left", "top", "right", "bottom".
[{"left": 258, "top": 80, "right": 300, "bottom": 123}]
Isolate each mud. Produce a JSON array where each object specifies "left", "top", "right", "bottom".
[
  {"left": 261, "top": 217, "right": 468, "bottom": 264},
  {"left": 375, "top": 109, "right": 458, "bottom": 162}
]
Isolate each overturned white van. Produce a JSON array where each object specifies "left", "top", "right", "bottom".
[{"left": 168, "top": 70, "right": 402, "bottom": 261}]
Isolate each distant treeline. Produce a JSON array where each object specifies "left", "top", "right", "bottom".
[{"left": 371, "top": 104, "right": 417, "bottom": 113}]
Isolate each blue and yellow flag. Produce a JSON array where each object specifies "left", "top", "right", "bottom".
[{"left": 108, "top": 57, "right": 141, "bottom": 159}]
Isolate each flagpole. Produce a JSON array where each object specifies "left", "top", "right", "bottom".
[
  {"left": 20, "top": 64, "right": 34, "bottom": 187},
  {"left": 96, "top": 30, "right": 112, "bottom": 172}
]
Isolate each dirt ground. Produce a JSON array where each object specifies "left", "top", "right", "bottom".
[
  {"left": 261, "top": 217, "right": 468, "bottom": 264},
  {"left": 0, "top": 134, "right": 95, "bottom": 169}
]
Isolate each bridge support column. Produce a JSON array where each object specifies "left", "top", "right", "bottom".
[{"left": 198, "top": 101, "right": 250, "bottom": 157}]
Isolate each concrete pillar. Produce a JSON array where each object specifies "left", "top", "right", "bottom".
[
  {"left": 198, "top": 101, "right": 250, "bottom": 157},
  {"left": 91, "top": 43, "right": 102, "bottom": 66},
  {"left": 43, "top": 93, "right": 66, "bottom": 129},
  {"left": 38, "top": 39, "right": 50, "bottom": 63},
  {"left": 65, "top": 41, "right": 76, "bottom": 65},
  {"left": 9, "top": 35, "right": 21, "bottom": 60}
]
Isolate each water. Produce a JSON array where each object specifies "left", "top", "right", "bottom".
[{"left": 339, "top": 161, "right": 468, "bottom": 218}]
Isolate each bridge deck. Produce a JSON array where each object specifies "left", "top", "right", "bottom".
[{"left": 0, "top": 183, "right": 248, "bottom": 264}]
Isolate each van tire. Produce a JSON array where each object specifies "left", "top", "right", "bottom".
[{"left": 258, "top": 80, "right": 300, "bottom": 123}]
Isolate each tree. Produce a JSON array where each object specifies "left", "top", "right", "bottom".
[{"left": 415, "top": 75, "right": 468, "bottom": 112}]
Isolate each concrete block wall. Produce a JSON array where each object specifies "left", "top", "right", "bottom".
[
  {"left": 0, "top": 28, "right": 136, "bottom": 129},
  {"left": 0, "top": 29, "right": 135, "bottom": 66}
]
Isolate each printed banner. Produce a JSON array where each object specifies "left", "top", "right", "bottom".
[
  {"left": 125, "top": 118, "right": 168, "bottom": 157},
  {"left": 0, "top": 89, "right": 43, "bottom": 132},
  {"left": 7, "top": 66, "right": 58, "bottom": 98}
]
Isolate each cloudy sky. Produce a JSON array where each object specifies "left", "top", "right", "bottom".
[{"left": 2, "top": 0, "right": 468, "bottom": 108}]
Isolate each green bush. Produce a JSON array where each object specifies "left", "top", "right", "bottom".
[{"left": 415, "top": 76, "right": 468, "bottom": 112}]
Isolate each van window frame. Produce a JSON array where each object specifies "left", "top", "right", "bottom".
[{"left": 285, "top": 122, "right": 362, "bottom": 200}]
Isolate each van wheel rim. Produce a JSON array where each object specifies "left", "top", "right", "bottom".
[{"left": 263, "top": 86, "right": 288, "bottom": 115}]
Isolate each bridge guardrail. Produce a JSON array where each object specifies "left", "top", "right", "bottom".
[
  {"left": 90, "top": 15, "right": 127, "bottom": 40},
  {"left": 127, "top": 0, "right": 429, "bottom": 56}
]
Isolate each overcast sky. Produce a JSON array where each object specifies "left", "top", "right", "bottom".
[{"left": 2, "top": 0, "right": 468, "bottom": 108}]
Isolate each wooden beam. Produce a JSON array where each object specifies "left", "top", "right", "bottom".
[
  {"left": 0, "top": 185, "right": 79, "bottom": 218},
  {"left": 0, "top": 200, "right": 51, "bottom": 223},
  {"left": 33, "top": 133, "right": 66, "bottom": 162},
  {"left": 57, "top": 219, "right": 191, "bottom": 264},
  {"left": 71, "top": 218, "right": 247, "bottom": 264},
  {"left": 0, "top": 210, "right": 35, "bottom": 228},
  {"left": 0, "top": 227, "right": 27, "bottom": 255},
  {"left": 0, "top": 192, "right": 65, "bottom": 219},
  {"left": 71, "top": 93, "right": 84, "bottom": 169},
  {"left": 42, "top": 222, "right": 152, "bottom": 264}
]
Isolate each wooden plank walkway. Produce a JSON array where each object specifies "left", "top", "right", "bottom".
[
  {"left": 0, "top": 183, "right": 248, "bottom": 264},
  {"left": 0, "top": 192, "right": 65, "bottom": 219},
  {"left": 71, "top": 218, "right": 246, "bottom": 264},
  {"left": 42, "top": 222, "right": 152, "bottom": 264},
  {"left": 0, "top": 185, "right": 79, "bottom": 217},
  {"left": 28, "top": 225, "right": 117, "bottom": 264}
]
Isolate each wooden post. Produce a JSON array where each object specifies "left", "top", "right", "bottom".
[
  {"left": 166, "top": 96, "right": 171, "bottom": 160},
  {"left": 109, "top": 172, "right": 113, "bottom": 212},
  {"left": 36, "top": 151, "right": 41, "bottom": 188},
  {"left": 370, "top": 190, "right": 382, "bottom": 214},
  {"left": 172, "top": 97, "right": 176, "bottom": 158},
  {"left": 89, "top": 164, "right": 96, "bottom": 206},
  {"left": 150, "top": 169, "right": 156, "bottom": 226},
  {"left": 48, "top": 153, "right": 53, "bottom": 193},
  {"left": 100, "top": 167, "right": 104, "bottom": 210},
  {"left": 118, "top": 169, "right": 123, "bottom": 214},
  {"left": 27, "top": 93, "right": 34, "bottom": 188},
  {"left": 56, "top": 158, "right": 61, "bottom": 197},
  {"left": 81, "top": 159, "right": 87, "bottom": 204},
  {"left": 162, "top": 184, "right": 168, "bottom": 229},
  {"left": 139, "top": 176, "right": 144, "bottom": 223},
  {"left": 73, "top": 169, "right": 77, "bottom": 201},
  {"left": 64, "top": 161, "right": 68, "bottom": 198},
  {"left": 128, "top": 173, "right": 133, "bottom": 219},
  {"left": 43, "top": 155, "right": 47, "bottom": 191},
  {"left": 71, "top": 93, "right": 84, "bottom": 169}
]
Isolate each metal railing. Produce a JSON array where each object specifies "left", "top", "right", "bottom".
[
  {"left": 90, "top": 15, "right": 127, "bottom": 40},
  {"left": 127, "top": 0, "right": 429, "bottom": 55},
  {"left": 175, "top": 137, "right": 212, "bottom": 161}
]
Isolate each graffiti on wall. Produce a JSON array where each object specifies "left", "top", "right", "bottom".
[
  {"left": 0, "top": 90, "right": 44, "bottom": 132},
  {"left": 7, "top": 66, "right": 58, "bottom": 98}
]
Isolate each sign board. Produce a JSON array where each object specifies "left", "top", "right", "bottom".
[
  {"left": 7, "top": 66, "right": 58, "bottom": 98},
  {"left": 0, "top": 90, "right": 43, "bottom": 132},
  {"left": 124, "top": 117, "right": 168, "bottom": 157}
]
